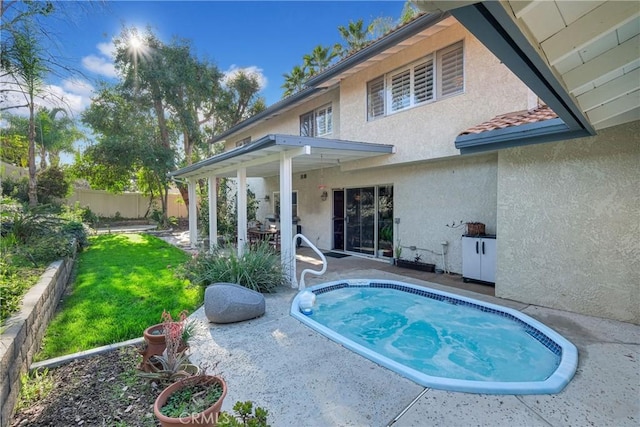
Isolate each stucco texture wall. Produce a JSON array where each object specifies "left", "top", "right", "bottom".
[{"left": 496, "top": 121, "right": 640, "bottom": 324}]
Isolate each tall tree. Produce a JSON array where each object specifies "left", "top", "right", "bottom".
[
  {"left": 281, "top": 65, "right": 308, "bottom": 97},
  {"left": 1, "top": 21, "right": 47, "bottom": 206},
  {"left": 35, "top": 107, "right": 83, "bottom": 168},
  {"left": 400, "top": 1, "right": 420, "bottom": 24},
  {"left": 303, "top": 45, "right": 338, "bottom": 76},
  {"left": 213, "top": 70, "right": 266, "bottom": 134},
  {"left": 337, "top": 19, "right": 373, "bottom": 57}
]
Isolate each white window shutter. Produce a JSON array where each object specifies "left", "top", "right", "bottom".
[
  {"left": 439, "top": 42, "right": 464, "bottom": 97},
  {"left": 367, "top": 77, "right": 385, "bottom": 120},
  {"left": 390, "top": 70, "right": 411, "bottom": 112},
  {"left": 413, "top": 60, "right": 434, "bottom": 104}
]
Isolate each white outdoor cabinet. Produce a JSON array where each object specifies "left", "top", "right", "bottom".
[{"left": 462, "top": 235, "right": 496, "bottom": 284}]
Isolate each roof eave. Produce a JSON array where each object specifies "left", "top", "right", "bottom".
[
  {"left": 448, "top": 2, "right": 596, "bottom": 138},
  {"left": 455, "top": 118, "right": 591, "bottom": 154},
  {"left": 304, "top": 11, "right": 451, "bottom": 87}
]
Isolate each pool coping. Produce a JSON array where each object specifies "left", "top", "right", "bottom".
[{"left": 290, "top": 279, "right": 579, "bottom": 395}]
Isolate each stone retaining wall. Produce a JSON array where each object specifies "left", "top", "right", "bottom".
[{"left": 0, "top": 256, "right": 75, "bottom": 427}]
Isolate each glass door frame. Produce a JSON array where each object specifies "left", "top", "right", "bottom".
[{"left": 338, "top": 184, "right": 393, "bottom": 257}]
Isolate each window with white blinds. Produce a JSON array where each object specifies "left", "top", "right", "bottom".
[
  {"left": 367, "top": 77, "right": 385, "bottom": 120},
  {"left": 438, "top": 41, "right": 464, "bottom": 98},
  {"left": 366, "top": 41, "right": 463, "bottom": 120},
  {"left": 300, "top": 104, "right": 332, "bottom": 137}
]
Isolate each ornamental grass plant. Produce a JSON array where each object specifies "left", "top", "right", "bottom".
[{"left": 175, "top": 241, "right": 285, "bottom": 293}]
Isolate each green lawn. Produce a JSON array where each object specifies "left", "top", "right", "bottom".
[{"left": 36, "top": 233, "right": 203, "bottom": 360}]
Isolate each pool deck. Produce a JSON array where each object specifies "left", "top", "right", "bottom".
[{"left": 183, "top": 246, "right": 639, "bottom": 427}]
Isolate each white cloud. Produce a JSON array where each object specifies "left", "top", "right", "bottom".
[
  {"left": 224, "top": 65, "right": 268, "bottom": 90},
  {"left": 0, "top": 74, "right": 94, "bottom": 117},
  {"left": 82, "top": 54, "right": 117, "bottom": 78},
  {"left": 97, "top": 41, "right": 116, "bottom": 59}
]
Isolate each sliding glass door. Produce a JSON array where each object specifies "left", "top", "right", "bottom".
[{"left": 345, "top": 187, "right": 376, "bottom": 255}]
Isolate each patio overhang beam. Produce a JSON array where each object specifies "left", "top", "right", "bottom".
[{"left": 169, "top": 134, "right": 395, "bottom": 181}]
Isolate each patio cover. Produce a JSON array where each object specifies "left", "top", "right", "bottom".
[{"left": 169, "top": 134, "right": 394, "bottom": 287}]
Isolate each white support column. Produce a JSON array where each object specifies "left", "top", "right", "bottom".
[
  {"left": 279, "top": 151, "right": 294, "bottom": 285},
  {"left": 208, "top": 175, "right": 217, "bottom": 252},
  {"left": 188, "top": 177, "right": 198, "bottom": 249},
  {"left": 237, "top": 168, "right": 247, "bottom": 256}
]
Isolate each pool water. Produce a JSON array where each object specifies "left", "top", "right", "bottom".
[
  {"left": 311, "top": 287, "right": 558, "bottom": 382},
  {"left": 291, "top": 280, "right": 578, "bottom": 394}
]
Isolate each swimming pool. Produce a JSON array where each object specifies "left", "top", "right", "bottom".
[{"left": 291, "top": 279, "right": 578, "bottom": 394}]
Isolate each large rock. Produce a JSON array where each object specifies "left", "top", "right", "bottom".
[{"left": 204, "top": 283, "right": 266, "bottom": 324}]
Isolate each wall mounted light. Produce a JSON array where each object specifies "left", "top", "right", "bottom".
[
  {"left": 320, "top": 191, "right": 328, "bottom": 201},
  {"left": 264, "top": 195, "right": 270, "bottom": 202}
]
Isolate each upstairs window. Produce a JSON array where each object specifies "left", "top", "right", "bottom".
[
  {"left": 235, "top": 136, "right": 251, "bottom": 147},
  {"left": 367, "top": 41, "right": 463, "bottom": 120},
  {"left": 300, "top": 104, "right": 332, "bottom": 137}
]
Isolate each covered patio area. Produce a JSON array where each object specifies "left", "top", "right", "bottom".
[{"left": 169, "top": 134, "right": 395, "bottom": 285}]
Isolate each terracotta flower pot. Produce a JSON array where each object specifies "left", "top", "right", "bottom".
[
  {"left": 154, "top": 375, "right": 227, "bottom": 427},
  {"left": 139, "top": 323, "right": 188, "bottom": 372}
]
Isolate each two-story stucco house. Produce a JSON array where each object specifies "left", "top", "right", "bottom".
[{"left": 171, "top": 8, "right": 638, "bottom": 325}]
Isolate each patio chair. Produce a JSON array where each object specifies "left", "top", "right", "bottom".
[{"left": 269, "top": 230, "right": 281, "bottom": 252}]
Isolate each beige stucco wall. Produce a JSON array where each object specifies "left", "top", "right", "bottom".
[
  {"left": 496, "top": 121, "right": 640, "bottom": 324},
  {"left": 338, "top": 22, "right": 530, "bottom": 170}
]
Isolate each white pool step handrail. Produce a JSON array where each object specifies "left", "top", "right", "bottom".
[{"left": 291, "top": 234, "right": 327, "bottom": 290}]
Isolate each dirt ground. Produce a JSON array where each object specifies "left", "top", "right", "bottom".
[{"left": 11, "top": 346, "right": 162, "bottom": 427}]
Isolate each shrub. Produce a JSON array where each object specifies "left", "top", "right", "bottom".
[
  {"left": 1, "top": 176, "right": 29, "bottom": 204},
  {"left": 0, "top": 258, "right": 41, "bottom": 323},
  {"left": 218, "top": 401, "right": 270, "bottom": 427},
  {"left": 175, "top": 242, "right": 284, "bottom": 293},
  {"left": 37, "top": 166, "right": 71, "bottom": 204}
]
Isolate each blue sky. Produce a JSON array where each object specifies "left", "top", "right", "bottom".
[{"left": 36, "top": 1, "right": 407, "bottom": 114}]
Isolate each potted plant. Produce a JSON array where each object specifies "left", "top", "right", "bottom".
[
  {"left": 153, "top": 371, "right": 228, "bottom": 427},
  {"left": 393, "top": 242, "right": 403, "bottom": 265},
  {"left": 140, "top": 310, "right": 200, "bottom": 372}
]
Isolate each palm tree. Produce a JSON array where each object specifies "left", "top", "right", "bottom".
[
  {"left": 400, "top": 1, "right": 420, "bottom": 24},
  {"left": 281, "top": 65, "right": 308, "bottom": 97},
  {"left": 337, "top": 19, "right": 374, "bottom": 57},
  {"left": 1, "top": 23, "right": 48, "bottom": 206},
  {"left": 303, "top": 45, "right": 338, "bottom": 76}
]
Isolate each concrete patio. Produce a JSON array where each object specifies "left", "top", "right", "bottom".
[{"left": 187, "top": 247, "right": 639, "bottom": 427}]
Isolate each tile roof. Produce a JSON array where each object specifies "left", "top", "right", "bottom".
[{"left": 459, "top": 105, "right": 558, "bottom": 135}]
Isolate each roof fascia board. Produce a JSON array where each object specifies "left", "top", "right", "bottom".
[
  {"left": 304, "top": 11, "right": 450, "bottom": 87},
  {"left": 455, "top": 118, "right": 591, "bottom": 153},
  {"left": 450, "top": 2, "right": 595, "bottom": 135}
]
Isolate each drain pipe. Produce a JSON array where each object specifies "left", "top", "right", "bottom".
[{"left": 440, "top": 241, "right": 449, "bottom": 274}]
